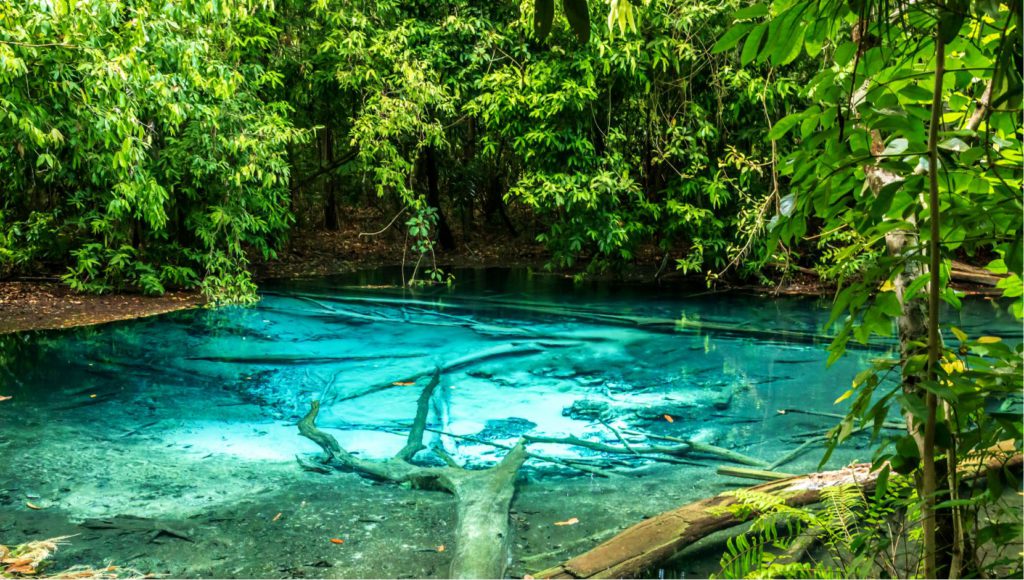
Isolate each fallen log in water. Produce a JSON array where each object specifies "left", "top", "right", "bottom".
[
  {"left": 297, "top": 369, "right": 528, "bottom": 579},
  {"left": 491, "top": 428, "right": 767, "bottom": 469},
  {"left": 531, "top": 445, "right": 1023, "bottom": 579},
  {"left": 265, "top": 290, "right": 879, "bottom": 349},
  {"left": 950, "top": 259, "right": 1005, "bottom": 287},
  {"left": 777, "top": 408, "right": 905, "bottom": 430},
  {"left": 186, "top": 353, "right": 425, "bottom": 365},
  {"left": 716, "top": 466, "right": 795, "bottom": 481},
  {"left": 416, "top": 427, "right": 616, "bottom": 478},
  {"left": 263, "top": 290, "right": 536, "bottom": 338},
  {"left": 335, "top": 341, "right": 579, "bottom": 402},
  {"left": 621, "top": 431, "right": 768, "bottom": 468}
]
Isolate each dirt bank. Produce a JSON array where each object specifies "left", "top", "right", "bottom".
[
  {"left": 0, "top": 281, "right": 203, "bottom": 335},
  {"left": 1, "top": 202, "right": 1000, "bottom": 335}
]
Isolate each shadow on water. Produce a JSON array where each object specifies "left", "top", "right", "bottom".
[{"left": 0, "top": 268, "right": 1019, "bottom": 577}]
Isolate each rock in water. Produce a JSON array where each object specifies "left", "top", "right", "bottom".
[
  {"left": 562, "top": 399, "right": 612, "bottom": 421},
  {"left": 475, "top": 417, "right": 538, "bottom": 440}
]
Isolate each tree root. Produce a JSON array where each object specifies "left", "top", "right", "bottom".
[{"left": 621, "top": 430, "right": 768, "bottom": 467}]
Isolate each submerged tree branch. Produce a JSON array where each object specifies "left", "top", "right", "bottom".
[{"left": 296, "top": 370, "right": 529, "bottom": 578}]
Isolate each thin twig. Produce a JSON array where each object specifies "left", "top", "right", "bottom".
[{"left": 359, "top": 205, "right": 409, "bottom": 237}]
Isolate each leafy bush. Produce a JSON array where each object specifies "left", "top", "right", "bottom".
[{"left": 0, "top": 0, "right": 305, "bottom": 301}]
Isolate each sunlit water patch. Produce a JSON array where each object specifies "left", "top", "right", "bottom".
[{"left": 0, "top": 268, "right": 1018, "bottom": 578}]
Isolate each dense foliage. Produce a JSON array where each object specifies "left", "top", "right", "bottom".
[
  {"left": 3, "top": 0, "right": 806, "bottom": 296},
  {"left": 0, "top": 0, "right": 304, "bottom": 302},
  {"left": 717, "top": 0, "right": 1022, "bottom": 577}
]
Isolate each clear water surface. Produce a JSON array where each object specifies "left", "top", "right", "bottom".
[{"left": 0, "top": 268, "right": 1018, "bottom": 577}]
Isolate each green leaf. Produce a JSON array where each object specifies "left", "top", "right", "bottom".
[
  {"left": 950, "top": 326, "right": 968, "bottom": 343},
  {"left": 712, "top": 23, "right": 753, "bottom": 54},
  {"left": 768, "top": 7, "right": 806, "bottom": 65},
  {"left": 1006, "top": 236, "right": 1022, "bottom": 277},
  {"left": 740, "top": 23, "right": 767, "bottom": 66},
  {"left": 882, "top": 138, "right": 909, "bottom": 156},
  {"left": 874, "top": 464, "right": 891, "bottom": 501},
  {"left": 896, "top": 434, "right": 920, "bottom": 459},
  {"left": 833, "top": 41, "right": 857, "bottom": 67},
  {"left": 899, "top": 84, "right": 934, "bottom": 101},
  {"left": 733, "top": 4, "right": 769, "bottom": 20},
  {"left": 767, "top": 111, "right": 805, "bottom": 141},
  {"left": 938, "top": 137, "right": 969, "bottom": 152},
  {"left": 938, "top": 10, "right": 965, "bottom": 44},
  {"left": 875, "top": 291, "right": 901, "bottom": 317}
]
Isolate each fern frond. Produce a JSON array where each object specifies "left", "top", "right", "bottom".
[
  {"left": 753, "top": 561, "right": 840, "bottom": 579},
  {"left": 820, "top": 483, "right": 863, "bottom": 540},
  {"left": 715, "top": 532, "right": 770, "bottom": 579}
]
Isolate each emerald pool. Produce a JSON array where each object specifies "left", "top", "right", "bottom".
[{"left": 0, "top": 269, "right": 1018, "bottom": 577}]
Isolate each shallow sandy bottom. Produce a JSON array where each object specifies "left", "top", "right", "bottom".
[{"left": 0, "top": 375, "right": 870, "bottom": 579}]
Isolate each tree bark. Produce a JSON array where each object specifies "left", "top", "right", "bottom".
[
  {"left": 851, "top": 19, "right": 948, "bottom": 577},
  {"left": 296, "top": 369, "right": 528, "bottom": 578},
  {"left": 533, "top": 464, "right": 883, "bottom": 579},
  {"left": 450, "top": 445, "right": 528, "bottom": 578},
  {"left": 322, "top": 127, "right": 339, "bottom": 231},
  {"left": 424, "top": 146, "right": 456, "bottom": 250},
  {"left": 923, "top": 27, "right": 949, "bottom": 579}
]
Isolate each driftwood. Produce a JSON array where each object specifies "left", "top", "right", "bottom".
[
  {"left": 186, "top": 353, "right": 425, "bottom": 365},
  {"left": 622, "top": 430, "right": 768, "bottom": 467},
  {"left": 296, "top": 369, "right": 528, "bottom": 579},
  {"left": 777, "top": 408, "right": 905, "bottom": 430},
  {"left": 270, "top": 290, "right": 872, "bottom": 349},
  {"left": 263, "top": 290, "right": 536, "bottom": 338},
  {"left": 524, "top": 432, "right": 767, "bottom": 468},
  {"left": 716, "top": 466, "right": 795, "bottom": 481},
  {"left": 335, "top": 341, "right": 578, "bottom": 402},
  {"left": 767, "top": 435, "right": 827, "bottom": 471},
  {"left": 780, "top": 260, "right": 1002, "bottom": 288},
  {"left": 769, "top": 420, "right": 890, "bottom": 471},
  {"left": 532, "top": 464, "right": 883, "bottom": 579},
  {"left": 418, "top": 427, "right": 616, "bottom": 478},
  {"left": 950, "top": 260, "right": 1004, "bottom": 287},
  {"left": 532, "top": 447, "right": 1023, "bottom": 579}
]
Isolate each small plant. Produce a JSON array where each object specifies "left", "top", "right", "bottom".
[
  {"left": 404, "top": 205, "right": 452, "bottom": 287},
  {"left": 712, "top": 477, "right": 919, "bottom": 579}
]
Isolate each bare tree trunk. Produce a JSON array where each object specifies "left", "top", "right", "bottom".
[
  {"left": 424, "top": 146, "right": 456, "bottom": 251},
  {"left": 296, "top": 369, "right": 528, "bottom": 578},
  {"left": 851, "top": 19, "right": 948, "bottom": 576},
  {"left": 450, "top": 448, "right": 527, "bottom": 578}
]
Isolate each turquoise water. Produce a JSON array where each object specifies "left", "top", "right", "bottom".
[{"left": 0, "top": 268, "right": 1019, "bottom": 577}]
